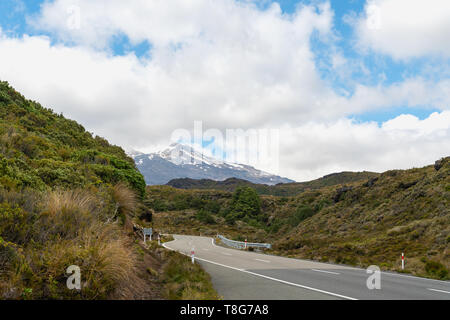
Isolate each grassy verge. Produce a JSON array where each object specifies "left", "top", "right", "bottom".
[{"left": 157, "top": 247, "right": 219, "bottom": 300}]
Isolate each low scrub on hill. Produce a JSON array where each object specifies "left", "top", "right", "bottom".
[
  {"left": 147, "top": 186, "right": 267, "bottom": 242},
  {"left": 0, "top": 82, "right": 218, "bottom": 299},
  {"left": 0, "top": 81, "right": 145, "bottom": 197},
  {"left": 149, "top": 158, "right": 450, "bottom": 280},
  {"left": 273, "top": 158, "right": 450, "bottom": 279}
]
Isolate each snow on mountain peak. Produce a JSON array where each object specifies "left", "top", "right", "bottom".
[{"left": 132, "top": 143, "right": 295, "bottom": 185}]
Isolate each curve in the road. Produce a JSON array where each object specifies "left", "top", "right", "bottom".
[{"left": 163, "top": 235, "right": 450, "bottom": 300}]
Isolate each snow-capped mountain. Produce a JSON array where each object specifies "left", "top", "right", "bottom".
[{"left": 131, "top": 143, "right": 295, "bottom": 185}]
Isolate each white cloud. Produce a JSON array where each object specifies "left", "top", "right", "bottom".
[
  {"left": 355, "top": 0, "right": 450, "bottom": 59},
  {"left": 4, "top": 0, "right": 341, "bottom": 145},
  {"left": 0, "top": 1, "right": 448, "bottom": 182},
  {"left": 278, "top": 111, "right": 450, "bottom": 181}
]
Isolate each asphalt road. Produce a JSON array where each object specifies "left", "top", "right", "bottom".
[{"left": 163, "top": 235, "right": 450, "bottom": 300}]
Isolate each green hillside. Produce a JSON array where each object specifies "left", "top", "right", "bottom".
[
  {"left": 273, "top": 159, "right": 450, "bottom": 279},
  {"left": 0, "top": 81, "right": 145, "bottom": 196},
  {"left": 151, "top": 158, "right": 450, "bottom": 279},
  {"left": 0, "top": 82, "right": 217, "bottom": 300}
]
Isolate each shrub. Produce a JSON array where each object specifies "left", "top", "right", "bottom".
[
  {"left": 0, "top": 203, "right": 31, "bottom": 244},
  {"left": 196, "top": 209, "right": 215, "bottom": 225},
  {"left": 226, "top": 187, "right": 262, "bottom": 224},
  {"left": 424, "top": 260, "right": 449, "bottom": 280},
  {"left": 288, "top": 205, "right": 315, "bottom": 227}
]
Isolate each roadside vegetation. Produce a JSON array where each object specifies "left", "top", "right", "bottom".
[
  {"left": 161, "top": 250, "right": 219, "bottom": 300},
  {"left": 0, "top": 82, "right": 218, "bottom": 300},
  {"left": 149, "top": 158, "right": 450, "bottom": 280}
]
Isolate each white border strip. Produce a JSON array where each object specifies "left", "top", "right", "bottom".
[
  {"left": 427, "top": 288, "right": 450, "bottom": 294},
  {"left": 163, "top": 241, "right": 357, "bottom": 301}
]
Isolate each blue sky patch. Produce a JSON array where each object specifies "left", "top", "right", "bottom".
[{"left": 351, "top": 106, "right": 440, "bottom": 125}]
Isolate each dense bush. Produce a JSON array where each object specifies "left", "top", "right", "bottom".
[
  {"left": 424, "top": 260, "right": 449, "bottom": 280},
  {"left": 0, "top": 81, "right": 145, "bottom": 196},
  {"left": 288, "top": 205, "right": 315, "bottom": 227},
  {"left": 224, "top": 187, "right": 263, "bottom": 225},
  {"left": 196, "top": 209, "right": 215, "bottom": 224}
]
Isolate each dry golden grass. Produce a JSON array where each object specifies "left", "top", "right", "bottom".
[
  {"left": 112, "top": 182, "right": 137, "bottom": 215},
  {"left": 45, "top": 189, "right": 96, "bottom": 216},
  {"left": 0, "top": 188, "right": 142, "bottom": 299}
]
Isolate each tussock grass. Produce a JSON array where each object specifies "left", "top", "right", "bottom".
[
  {"left": 0, "top": 187, "right": 139, "bottom": 299},
  {"left": 112, "top": 182, "right": 137, "bottom": 215}
]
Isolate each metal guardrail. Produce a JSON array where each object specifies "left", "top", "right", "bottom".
[{"left": 218, "top": 235, "right": 272, "bottom": 250}]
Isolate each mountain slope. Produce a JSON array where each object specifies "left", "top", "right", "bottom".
[
  {"left": 272, "top": 157, "right": 450, "bottom": 279},
  {"left": 0, "top": 81, "right": 145, "bottom": 196},
  {"left": 0, "top": 82, "right": 217, "bottom": 300},
  {"left": 147, "top": 157, "right": 450, "bottom": 279},
  {"left": 167, "top": 171, "right": 380, "bottom": 196},
  {"left": 133, "top": 143, "right": 294, "bottom": 185}
]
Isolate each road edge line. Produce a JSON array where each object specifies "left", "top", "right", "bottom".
[{"left": 163, "top": 240, "right": 357, "bottom": 301}]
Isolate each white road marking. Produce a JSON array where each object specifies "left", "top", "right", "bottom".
[
  {"left": 222, "top": 253, "right": 232, "bottom": 256},
  {"left": 162, "top": 241, "right": 357, "bottom": 300},
  {"left": 380, "top": 271, "right": 450, "bottom": 284},
  {"left": 207, "top": 236, "right": 450, "bottom": 285},
  {"left": 165, "top": 235, "right": 450, "bottom": 299},
  {"left": 428, "top": 288, "right": 450, "bottom": 294},
  {"left": 311, "top": 269, "right": 340, "bottom": 275},
  {"left": 255, "top": 258, "right": 270, "bottom": 263}
]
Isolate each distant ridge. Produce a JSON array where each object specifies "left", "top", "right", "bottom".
[{"left": 167, "top": 171, "right": 380, "bottom": 196}]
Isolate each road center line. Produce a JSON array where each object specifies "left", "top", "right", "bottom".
[
  {"left": 311, "top": 269, "right": 340, "bottom": 275},
  {"left": 428, "top": 288, "right": 450, "bottom": 294},
  {"left": 255, "top": 258, "right": 270, "bottom": 263}
]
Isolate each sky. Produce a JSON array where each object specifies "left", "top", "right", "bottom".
[{"left": 0, "top": 0, "right": 449, "bottom": 182}]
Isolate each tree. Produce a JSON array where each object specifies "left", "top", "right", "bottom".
[
  {"left": 196, "top": 209, "right": 215, "bottom": 224},
  {"left": 226, "top": 187, "right": 261, "bottom": 223}
]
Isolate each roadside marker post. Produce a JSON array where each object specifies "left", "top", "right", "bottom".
[
  {"left": 245, "top": 239, "right": 247, "bottom": 250},
  {"left": 402, "top": 253, "right": 405, "bottom": 270},
  {"left": 158, "top": 234, "right": 161, "bottom": 246},
  {"left": 191, "top": 248, "right": 195, "bottom": 264}
]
